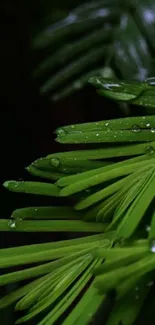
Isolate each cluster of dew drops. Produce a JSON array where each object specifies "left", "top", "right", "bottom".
[{"left": 132, "top": 118, "right": 155, "bottom": 134}]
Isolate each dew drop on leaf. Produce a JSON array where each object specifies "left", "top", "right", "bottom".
[
  {"left": 146, "top": 122, "right": 151, "bottom": 128},
  {"left": 150, "top": 128, "right": 155, "bottom": 133},
  {"left": 51, "top": 158, "right": 60, "bottom": 167},
  {"left": 132, "top": 125, "right": 141, "bottom": 133},
  {"left": 146, "top": 225, "right": 151, "bottom": 232},
  {"left": 103, "top": 82, "right": 120, "bottom": 90},
  {"left": 57, "top": 128, "right": 66, "bottom": 136},
  {"left": 8, "top": 220, "right": 16, "bottom": 229}
]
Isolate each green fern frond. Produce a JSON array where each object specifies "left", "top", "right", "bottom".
[
  {"left": 1, "top": 79, "right": 155, "bottom": 325},
  {"left": 31, "top": 0, "right": 155, "bottom": 101}
]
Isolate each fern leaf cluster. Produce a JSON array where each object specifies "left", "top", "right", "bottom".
[
  {"left": 31, "top": 0, "right": 155, "bottom": 100},
  {"left": 1, "top": 80, "right": 155, "bottom": 325}
]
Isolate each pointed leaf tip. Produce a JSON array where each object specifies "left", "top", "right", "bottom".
[{"left": 3, "top": 180, "right": 18, "bottom": 189}]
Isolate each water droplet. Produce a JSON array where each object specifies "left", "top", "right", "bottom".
[
  {"left": 132, "top": 125, "right": 141, "bottom": 133},
  {"left": 150, "top": 128, "right": 155, "bottom": 133},
  {"left": 57, "top": 128, "right": 66, "bottom": 136},
  {"left": 8, "top": 220, "right": 16, "bottom": 229},
  {"left": 105, "top": 122, "right": 109, "bottom": 127},
  {"left": 35, "top": 208, "right": 38, "bottom": 212},
  {"left": 103, "top": 82, "right": 120, "bottom": 91},
  {"left": 96, "top": 133, "right": 99, "bottom": 137},
  {"left": 114, "top": 135, "right": 117, "bottom": 138},
  {"left": 71, "top": 125, "right": 75, "bottom": 129},
  {"left": 51, "top": 158, "right": 60, "bottom": 168},
  {"left": 146, "top": 225, "right": 151, "bottom": 232},
  {"left": 150, "top": 239, "right": 155, "bottom": 253},
  {"left": 145, "top": 77, "right": 155, "bottom": 86},
  {"left": 146, "top": 122, "right": 151, "bottom": 127},
  {"left": 145, "top": 146, "right": 154, "bottom": 155}
]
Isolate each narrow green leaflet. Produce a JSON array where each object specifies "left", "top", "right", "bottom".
[
  {"left": 0, "top": 219, "right": 107, "bottom": 233},
  {"left": 47, "top": 141, "right": 155, "bottom": 160},
  {"left": 89, "top": 77, "right": 155, "bottom": 108},
  {"left": 32, "top": 156, "right": 110, "bottom": 172},
  {"left": 3, "top": 181, "right": 60, "bottom": 196},
  {"left": 27, "top": 165, "right": 65, "bottom": 181},
  {"left": 11, "top": 206, "right": 81, "bottom": 220},
  {"left": 56, "top": 129, "right": 155, "bottom": 144},
  {"left": 55, "top": 117, "right": 155, "bottom": 133}
]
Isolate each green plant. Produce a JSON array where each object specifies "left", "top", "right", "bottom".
[
  {"left": 31, "top": 0, "right": 155, "bottom": 101},
  {"left": 1, "top": 79, "right": 155, "bottom": 325}
]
